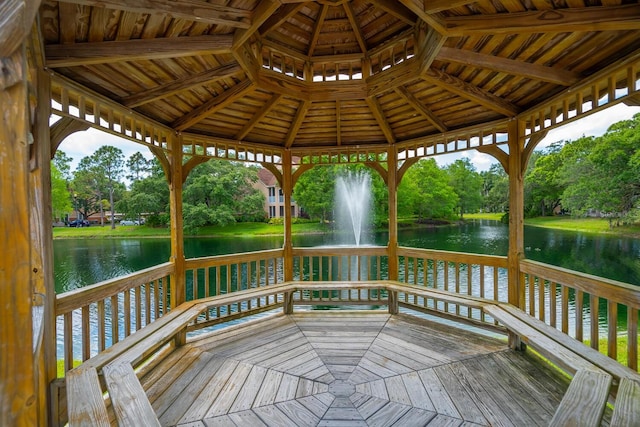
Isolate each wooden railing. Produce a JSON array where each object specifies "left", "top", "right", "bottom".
[
  {"left": 292, "top": 246, "right": 389, "bottom": 281},
  {"left": 55, "top": 246, "right": 640, "bottom": 377},
  {"left": 184, "top": 249, "right": 285, "bottom": 331},
  {"left": 397, "top": 247, "right": 508, "bottom": 327},
  {"left": 55, "top": 262, "right": 173, "bottom": 373},
  {"left": 520, "top": 259, "right": 640, "bottom": 371}
]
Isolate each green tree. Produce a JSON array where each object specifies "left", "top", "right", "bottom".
[
  {"left": 182, "top": 160, "right": 264, "bottom": 232},
  {"left": 398, "top": 158, "right": 458, "bottom": 220},
  {"left": 446, "top": 158, "right": 483, "bottom": 219},
  {"left": 51, "top": 163, "right": 72, "bottom": 222},
  {"left": 524, "top": 144, "right": 566, "bottom": 217},
  {"left": 75, "top": 145, "right": 125, "bottom": 228},
  {"left": 53, "top": 150, "right": 73, "bottom": 181},
  {"left": 293, "top": 165, "right": 337, "bottom": 223},
  {"left": 126, "top": 151, "right": 151, "bottom": 183},
  {"left": 480, "top": 164, "right": 508, "bottom": 213}
]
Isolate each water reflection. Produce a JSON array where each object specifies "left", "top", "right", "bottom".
[{"left": 54, "top": 220, "right": 640, "bottom": 292}]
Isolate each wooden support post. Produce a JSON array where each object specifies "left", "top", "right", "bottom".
[
  {"left": 507, "top": 119, "right": 526, "bottom": 350},
  {"left": 387, "top": 147, "right": 399, "bottom": 282},
  {"left": 388, "top": 289, "right": 399, "bottom": 315},
  {"left": 282, "top": 149, "right": 294, "bottom": 283},
  {"left": 169, "top": 133, "right": 186, "bottom": 343},
  {"left": 0, "top": 45, "right": 38, "bottom": 426},
  {"left": 31, "top": 65, "right": 57, "bottom": 426}
]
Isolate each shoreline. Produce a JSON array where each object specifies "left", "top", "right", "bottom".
[{"left": 52, "top": 215, "right": 640, "bottom": 240}]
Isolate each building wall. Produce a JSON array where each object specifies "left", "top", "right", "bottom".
[{"left": 254, "top": 169, "right": 300, "bottom": 219}]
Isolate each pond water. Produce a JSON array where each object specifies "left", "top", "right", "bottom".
[{"left": 54, "top": 220, "right": 640, "bottom": 293}]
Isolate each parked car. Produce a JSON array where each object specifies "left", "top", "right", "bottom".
[
  {"left": 68, "top": 219, "right": 90, "bottom": 227},
  {"left": 120, "top": 219, "right": 139, "bottom": 226}
]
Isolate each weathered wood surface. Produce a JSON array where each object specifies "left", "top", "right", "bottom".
[
  {"left": 489, "top": 303, "right": 640, "bottom": 382},
  {"left": 549, "top": 368, "right": 612, "bottom": 427},
  {"left": 139, "top": 312, "right": 570, "bottom": 426},
  {"left": 66, "top": 367, "right": 110, "bottom": 427},
  {"left": 611, "top": 378, "right": 640, "bottom": 427}
]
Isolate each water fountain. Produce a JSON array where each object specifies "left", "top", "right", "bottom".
[{"left": 335, "top": 170, "right": 372, "bottom": 246}]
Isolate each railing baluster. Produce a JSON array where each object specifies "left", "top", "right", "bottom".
[
  {"left": 539, "top": 278, "right": 546, "bottom": 323},
  {"left": 135, "top": 286, "right": 142, "bottom": 330},
  {"left": 590, "top": 294, "right": 599, "bottom": 350},
  {"left": 124, "top": 290, "right": 131, "bottom": 337},
  {"left": 628, "top": 308, "right": 638, "bottom": 370},
  {"left": 98, "top": 300, "right": 106, "bottom": 352},
  {"left": 64, "top": 311, "right": 74, "bottom": 372},
  {"left": 82, "top": 306, "right": 90, "bottom": 361},
  {"left": 111, "top": 295, "right": 119, "bottom": 344},
  {"left": 607, "top": 301, "right": 617, "bottom": 360},
  {"left": 576, "top": 290, "right": 584, "bottom": 342},
  {"left": 549, "top": 282, "right": 557, "bottom": 328},
  {"left": 561, "top": 285, "right": 569, "bottom": 335}
]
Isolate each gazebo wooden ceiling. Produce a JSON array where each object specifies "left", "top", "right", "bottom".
[{"left": 40, "top": 0, "right": 640, "bottom": 156}]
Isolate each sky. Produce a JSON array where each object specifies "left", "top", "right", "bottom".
[{"left": 56, "top": 103, "right": 640, "bottom": 174}]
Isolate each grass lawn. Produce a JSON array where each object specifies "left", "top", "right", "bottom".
[{"left": 53, "top": 221, "right": 330, "bottom": 239}]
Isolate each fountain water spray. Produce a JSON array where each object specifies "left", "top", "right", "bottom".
[{"left": 335, "top": 170, "right": 372, "bottom": 246}]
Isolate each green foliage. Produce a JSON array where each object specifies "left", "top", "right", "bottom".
[
  {"left": 51, "top": 163, "right": 72, "bottom": 221},
  {"left": 446, "top": 158, "right": 483, "bottom": 219},
  {"left": 481, "top": 164, "right": 508, "bottom": 213},
  {"left": 126, "top": 151, "right": 152, "bottom": 183},
  {"left": 182, "top": 160, "right": 264, "bottom": 231},
  {"left": 75, "top": 145, "right": 125, "bottom": 228},
  {"left": 524, "top": 144, "right": 565, "bottom": 217},
  {"left": 398, "top": 158, "right": 458, "bottom": 220},
  {"left": 293, "top": 165, "right": 337, "bottom": 222}
]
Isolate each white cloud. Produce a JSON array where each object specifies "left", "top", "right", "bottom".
[
  {"left": 536, "top": 103, "right": 640, "bottom": 150},
  {"left": 57, "top": 128, "right": 155, "bottom": 172}
]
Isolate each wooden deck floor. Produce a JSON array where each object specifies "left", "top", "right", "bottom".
[{"left": 139, "top": 311, "right": 573, "bottom": 427}]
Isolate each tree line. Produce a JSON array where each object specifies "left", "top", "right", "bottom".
[{"left": 51, "top": 113, "right": 640, "bottom": 230}]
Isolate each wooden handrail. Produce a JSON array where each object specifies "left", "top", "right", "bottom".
[
  {"left": 520, "top": 259, "right": 640, "bottom": 308},
  {"left": 56, "top": 262, "right": 174, "bottom": 315}
]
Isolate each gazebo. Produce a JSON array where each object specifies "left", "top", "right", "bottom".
[{"left": 2, "top": 1, "right": 640, "bottom": 425}]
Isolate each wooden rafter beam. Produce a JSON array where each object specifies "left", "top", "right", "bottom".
[
  {"left": 424, "top": 0, "right": 477, "bottom": 14},
  {"left": 415, "top": 23, "right": 445, "bottom": 75},
  {"left": 423, "top": 68, "right": 520, "bottom": 117},
  {"left": 366, "top": 96, "right": 395, "bottom": 144},
  {"left": 397, "top": 0, "right": 446, "bottom": 34},
  {"left": 285, "top": 100, "right": 310, "bottom": 148},
  {"left": 395, "top": 86, "right": 447, "bottom": 133},
  {"left": 308, "top": 4, "right": 329, "bottom": 57},
  {"left": 233, "top": 0, "right": 280, "bottom": 48},
  {"left": 343, "top": 1, "right": 368, "bottom": 54},
  {"left": 45, "top": 35, "right": 233, "bottom": 68},
  {"left": 50, "top": 0, "right": 251, "bottom": 28},
  {"left": 369, "top": 0, "right": 416, "bottom": 25},
  {"left": 436, "top": 47, "right": 581, "bottom": 87},
  {"left": 121, "top": 62, "right": 243, "bottom": 108},
  {"left": 260, "top": 3, "right": 306, "bottom": 35},
  {"left": 172, "top": 80, "right": 254, "bottom": 131},
  {"left": 235, "top": 94, "right": 283, "bottom": 140},
  {"left": 444, "top": 4, "right": 640, "bottom": 36}
]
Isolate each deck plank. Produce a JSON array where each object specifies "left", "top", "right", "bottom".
[
  {"left": 432, "top": 364, "right": 487, "bottom": 424},
  {"left": 227, "top": 364, "right": 268, "bottom": 413},
  {"left": 276, "top": 400, "right": 320, "bottom": 427},
  {"left": 129, "top": 312, "right": 577, "bottom": 426},
  {"left": 611, "top": 378, "right": 640, "bottom": 427},
  {"left": 173, "top": 359, "right": 239, "bottom": 425},
  {"left": 252, "top": 369, "right": 284, "bottom": 407}
]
